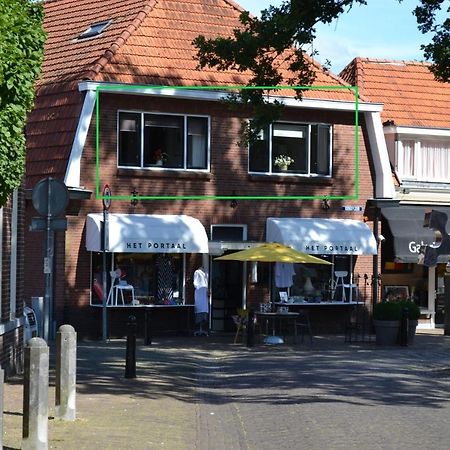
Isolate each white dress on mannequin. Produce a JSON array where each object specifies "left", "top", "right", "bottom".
[{"left": 194, "top": 267, "right": 209, "bottom": 314}]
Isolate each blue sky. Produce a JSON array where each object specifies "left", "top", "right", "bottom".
[{"left": 235, "top": 0, "right": 442, "bottom": 74}]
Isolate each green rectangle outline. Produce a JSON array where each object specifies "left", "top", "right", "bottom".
[{"left": 95, "top": 84, "right": 359, "bottom": 201}]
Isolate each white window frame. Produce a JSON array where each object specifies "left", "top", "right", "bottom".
[
  {"left": 248, "top": 121, "right": 333, "bottom": 177},
  {"left": 117, "top": 110, "right": 211, "bottom": 172},
  {"left": 396, "top": 137, "right": 450, "bottom": 183}
]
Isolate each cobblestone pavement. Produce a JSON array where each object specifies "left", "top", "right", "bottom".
[{"left": 4, "top": 332, "right": 450, "bottom": 449}]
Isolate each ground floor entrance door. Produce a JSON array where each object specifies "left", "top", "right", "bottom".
[{"left": 210, "top": 258, "right": 244, "bottom": 331}]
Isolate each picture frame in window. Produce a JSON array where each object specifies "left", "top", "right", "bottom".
[
  {"left": 279, "top": 291, "right": 288, "bottom": 302},
  {"left": 383, "top": 285, "right": 409, "bottom": 301}
]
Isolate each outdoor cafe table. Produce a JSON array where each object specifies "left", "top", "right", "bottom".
[{"left": 255, "top": 311, "right": 299, "bottom": 344}]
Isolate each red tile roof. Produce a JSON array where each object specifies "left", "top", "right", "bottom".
[
  {"left": 340, "top": 57, "right": 450, "bottom": 129},
  {"left": 26, "top": 0, "right": 358, "bottom": 187},
  {"left": 40, "top": 0, "right": 355, "bottom": 101}
]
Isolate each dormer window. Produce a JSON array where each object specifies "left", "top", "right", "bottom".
[{"left": 77, "top": 20, "right": 112, "bottom": 40}]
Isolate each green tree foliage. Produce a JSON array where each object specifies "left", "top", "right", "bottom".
[
  {"left": 0, "top": 0, "right": 45, "bottom": 205},
  {"left": 194, "top": 0, "right": 449, "bottom": 139},
  {"left": 414, "top": 0, "right": 450, "bottom": 81}
]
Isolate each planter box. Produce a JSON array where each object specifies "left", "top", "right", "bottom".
[{"left": 374, "top": 320, "right": 400, "bottom": 346}]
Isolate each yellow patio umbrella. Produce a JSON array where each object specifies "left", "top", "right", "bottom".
[
  {"left": 215, "top": 243, "right": 331, "bottom": 345},
  {"left": 214, "top": 242, "right": 332, "bottom": 264}
]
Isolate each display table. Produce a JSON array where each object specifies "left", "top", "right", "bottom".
[{"left": 272, "top": 301, "right": 366, "bottom": 334}]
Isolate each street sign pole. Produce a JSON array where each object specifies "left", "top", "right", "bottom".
[
  {"left": 32, "top": 177, "right": 69, "bottom": 342},
  {"left": 44, "top": 202, "right": 55, "bottom": 341},
  {"left": 102, "top": 185, "right": 111, "bottom": 343}
]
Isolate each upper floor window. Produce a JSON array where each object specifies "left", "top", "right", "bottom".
[
  {"left": 396, "top": 138, "right": 450, "bottom": 183},
  {"left": 248, "top": 122, "right": 332, "bottom": 176},
  {"left": 118, "top": 111, "right": 209, "bottom": 170}
]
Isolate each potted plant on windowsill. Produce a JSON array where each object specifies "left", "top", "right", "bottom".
[
  {"left": 373, "top": 301, "right": 402, "bottom": 345},
  {"left": 153, "top": 148, "right": 168, "bottom": 166},
  {"left": 274, "top": 155, "right": 294, "bottom": 171}
]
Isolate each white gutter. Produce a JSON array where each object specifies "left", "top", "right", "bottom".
[
  {"left": 78, "top": 81, "right": 383, "bottom": 113},
  {"left": 364, "top": 111, "right": 395, "bottom": 199},
  {"left": 64, "top": 89, "right": 97, "bottom": 188},
  {"left": 384, "top": 125, "right": 450, "bottom": 138}
]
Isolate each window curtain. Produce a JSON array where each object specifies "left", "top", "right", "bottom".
[
  {"left": 417, "top": 140, "right": 450, "bottom": 182},
  {"left": 397, "top": 139, "right": 415, "bottom": 178}
]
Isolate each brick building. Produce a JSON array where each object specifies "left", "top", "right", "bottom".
[{"left": 25, "top": 0, "right": 391, "bottom": 338}]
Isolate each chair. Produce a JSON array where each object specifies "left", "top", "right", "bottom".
[
  {"left": 294, "top": 310, "right": 313, "bottom": 344},
  {"left": 333, "top": 271, "right": 348, "bottom": 301},
  {"left": 107, "top": 269, "right": 135, "bottom": 305},
  {"left": 232, "top": 308, "right": 248, "bottom": 344},
  {"left": 114, "top": 281, "right": 136, "bottom": 305}
]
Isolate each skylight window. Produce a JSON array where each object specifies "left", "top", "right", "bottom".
[{"left": 77, "top": 19, "right": 112, "bottom": 40}]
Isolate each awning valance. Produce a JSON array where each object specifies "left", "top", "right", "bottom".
[
  {"left": 86, "top": 213, "right": 209, "bottom": 253},
  {"left": 381, "top": 206, "right": 450, "bottom": 263},
  {"left": 266, "top": 218, "right": 377, "bottom": 255}
]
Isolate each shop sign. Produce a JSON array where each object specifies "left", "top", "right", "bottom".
[
  {"left": 124, "top": 240, "right": 188, "bottom": 251},
  {"left": 408, "top": 240, "right": 436, "bottom": 254},
  {"left": 304, "top": 243, "right": 359, "bottom": 254}
]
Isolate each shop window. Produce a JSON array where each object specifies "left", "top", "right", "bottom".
[
  {"left": 118, "top": 111, "right": 209, "bottom": 170},
  {"left": 91, "top": 252, "right": 185, "bottom": 305},
  {"left": 249, "top": 122, "right": 331, "bottom": 176}
]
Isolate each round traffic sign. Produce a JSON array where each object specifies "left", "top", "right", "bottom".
[
  {"left": 102, "top": 184, "right": 112, "bottom": 210},
  {"left": 32, "top": 178, "right": 69, "bottom": 217}
]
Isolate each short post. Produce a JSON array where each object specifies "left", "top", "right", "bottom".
[
  {"left": 125, "top": 315, "right": 137, "bottom": 378},
  {"left": 399, "top": 307, "right": 409, "bottom": 347},
  {"left": 55, "top": 325, "right": 77, "bottom": 421},
  {"left": 22, "top": 337, "right": 49, "bottom": 450},
  {"left": 246, "top": 309, "right": 255, "bottom": 348},
  {"left": 0, "top": 367, "right": 4, "bottom": 450},
  {"left": 144, "top": 309, "right": 152, "bottom": 346}
]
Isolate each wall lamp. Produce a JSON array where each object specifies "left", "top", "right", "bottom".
[
  {"left": 131, "top": 188, "right": 139, "bottom": 206},
  {"left": 230, "top": 190, "right": 238, "bottom": 209},
  {"left": 322, "top": 198, "right": 330, "bottom": 210}
]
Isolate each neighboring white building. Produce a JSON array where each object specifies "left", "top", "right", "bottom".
[{"left": 341, "top": 58, "right": 450, "bottom": 329}]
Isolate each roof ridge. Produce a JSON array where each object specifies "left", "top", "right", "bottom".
[
  {"left": 222, "top": 0, "right": 246, "bottom": 14},
  {"left": 83, "top": 0, "right": 158, "bottom": 80},
  {"left": 355, "top": 57, "right": 430, "bottom": 67}
]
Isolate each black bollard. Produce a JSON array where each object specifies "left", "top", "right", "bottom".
[
  {"left": 399, "top": 307, "right": 409, "bottom": 347},
  {"left": 246, "top": 309, "right": 255, "bottom": 348},
  {"left": 125, "top": 315, "right": 137, "bottom": 378},
  {"left": 144, "top": 309, "right": 152, "bottom": 346}
]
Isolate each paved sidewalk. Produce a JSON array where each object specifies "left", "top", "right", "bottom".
[{"left": 4, "top": 332, "right": 450, "bottom": 449}]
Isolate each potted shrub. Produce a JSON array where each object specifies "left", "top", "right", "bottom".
[
  {"left": 373, "top": 301, "right": 402, "bottom": 345},
  {"left": 398, "top": 300, "right": 420, "bottom": 344}
]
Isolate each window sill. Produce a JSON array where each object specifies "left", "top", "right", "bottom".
[
  {"left": 117, "top": 168, "right": 212, "bottom": 181},
  {"left": 248, "top": 173, "right": 333, "bottom": 185}
]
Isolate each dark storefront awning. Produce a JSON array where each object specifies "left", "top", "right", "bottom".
[{"left": 381, "top": 206, "right": 450, "bottom": 263}]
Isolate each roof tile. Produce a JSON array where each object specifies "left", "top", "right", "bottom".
[{"left": 340, "top": 58, "right": 450, "bottom": 128}]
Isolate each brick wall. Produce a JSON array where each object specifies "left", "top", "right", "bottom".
[{"left": 25, "top": 91, "right": 377, "bottom": 337}]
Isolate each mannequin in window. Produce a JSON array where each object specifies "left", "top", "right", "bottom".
[{"left": 193, "top": 266, "right": 209, "bottom": 336}]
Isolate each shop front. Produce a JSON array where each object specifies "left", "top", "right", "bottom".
[
  {"left": 85, "top": 213, "right": 209, "bottom": 336},
  {"left": 381, "top": 206, "right": 450, "bottom": 329},
  {"left": 266, "top": 217, "right": 377, "bottom": 333}
]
